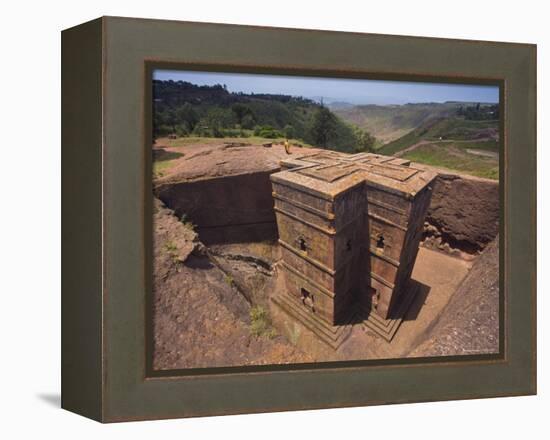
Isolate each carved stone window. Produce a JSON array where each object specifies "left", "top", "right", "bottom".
[
  {"left": 301, "top": 288, "right": 315, "bottom": 312},
  {"left": 376, "top": 235, "right": 385, "bottom": 251}
]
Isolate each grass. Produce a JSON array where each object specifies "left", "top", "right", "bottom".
[
  {"left": 423, "top": 118, "right": 498, "bottom": 141},
  {"left": 164, "top": 241, "right": 177, "bottom": 252},
  {"left": 164, "top": 240, "right": 181, "bottom": 263},
  {"left": 438, "top": 139, "right": 499, "bottom": 153},
  {"left": 224, "top": 274, "right": 235, "bottom": 288},
  {"left": 378, "top": 117, "right": 499, "bottom": 156},
  {"left": 378, "top": 129, "right": 421, "bottom": 155},
  {"left": 152, "top": 149, "right": 185, "bottom": 178},
  {"left": 378, "top": 117, "right": 500, "bottom": 180},
  {"left": 249, "top": 306, "right": 277, "bottom": 339},
  {"left": 402, "top": 143, "right": 499, "bottom": 180},
  {"left": 153, "top": 160, "right": 176, "bottom": 178}
]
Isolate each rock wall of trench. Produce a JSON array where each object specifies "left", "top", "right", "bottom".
[
  {"left": 155, "top": 171, "right": 278, "bottom": 244},
  {"left": 409, "top": 235, "right": 500, "bottom": 357},
  {"left": 423, "top": 173, "right": 499, "bottom": 253}
]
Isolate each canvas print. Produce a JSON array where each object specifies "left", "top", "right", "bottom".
[{"left": 150, "top": 70, "right": 500, "bottom": 370}]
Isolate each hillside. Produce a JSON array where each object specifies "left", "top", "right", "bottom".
[
  {"left": 153, "top": 81, "right": 500, "bottom": 180},
  {"left": 378, "top": 116, "right": 499, "bottom": 156},
  {"left": 331, "top": 101, "right": 498, "bottom": 146},
  {"left": 331, "top": 102, "right": 453, "bottom": 145},
  {"left": 377, "top": 115, "right": 500, "bottom": 179},
  {"left": 153, "top": 80, "right": 375, "bottom": 154}
]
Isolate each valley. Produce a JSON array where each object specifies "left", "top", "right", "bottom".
[{"left": 332, "top": 102, "right": 500, "bottom": 179}]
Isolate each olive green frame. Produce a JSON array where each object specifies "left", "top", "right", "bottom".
[{"left": 61, "top": 16, "right": 536, "bottom": 422}]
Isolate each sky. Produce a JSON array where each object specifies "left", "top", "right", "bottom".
[{"left": 153, "top": 69, "right": 499, "bottom": 106}]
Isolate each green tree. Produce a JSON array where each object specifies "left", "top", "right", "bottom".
[
  {"left": 258, "top": 125, "right": 283, "bottom": 139},
  {"left": 163, "top": 108, "right": 178, "bottom": 133},
  {"left": 175, "top": 103, "right": 199, "bottom": 132},
  {"left": 309, "top": 106, "right": 337, "bottom": 148},
  {"left": 283, "top": 124, "right": 295, "bottom": 139},
  {"left": 353, "top": 127, "right": 376, "bottom": 153},
  {"left": 231, "top": 103, "right": 252, "bottom": 124},
  {"left": 204, "top": 108, "right": 234, "bottom": 137},
  {"left": 175, "top": 123, "right": 190, "bottom": 137},
  {"left": 241, "top": 113, "right": 256, "bottom": 130}
]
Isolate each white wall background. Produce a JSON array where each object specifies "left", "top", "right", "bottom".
[{"left": 0, "top": 0, "right": 546, "bottom": 437}]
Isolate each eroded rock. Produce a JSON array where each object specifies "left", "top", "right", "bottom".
[
  {"left": 423, "top": 172, "right": 499, "bottom": 253},
  {"left": 208, "top": 241, "right": 281, "bottom": 306},
  {"left": 153, "top": 196, "right": 312, "bottom": 369},
  {"left": 409, "top": 235, "right": 499, "bottom": 357}
]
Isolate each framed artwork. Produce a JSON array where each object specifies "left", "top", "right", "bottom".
[{"left": 61, "top": 16, "right": 536, "bottom": 422}]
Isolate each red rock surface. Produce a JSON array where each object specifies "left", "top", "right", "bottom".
[
  {"left": 155, "top": 142, "right": 316, "bottom": 184},
  {"left": 153, "top": 143, "right": 324, "bottom": 244},
  {"left": 409, "top": 236, "right": 500, "bottom": 357},
  {"left": 152, "top": 199, "right": 312, "bottom": 370}
]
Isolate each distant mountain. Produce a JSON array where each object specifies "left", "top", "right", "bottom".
[
  {"left": 326, "top": 101, "right": 355, "bottom": 110},
  {"left": 332, "top": 102, "right": 454, "bottom": 145},
  {"left": 332, "top": 102, "right": 498, "bottom": 146}
]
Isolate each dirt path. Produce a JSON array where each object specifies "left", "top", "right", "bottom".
[
  {"left": 466, "top": 149, "right": 499, "bottom": 159},
  {"left": 394, "top": 137, "right": 496, "bottom": 157}
]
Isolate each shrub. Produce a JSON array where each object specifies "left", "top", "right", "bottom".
[
  {"left": 221, "top": 128, "right": 242, "bottom": 137},
  {"left": 164, "top": 241, "right": 177, "bottom": 253},
  {"left": 175, "top": 123, "right": 190, "bottom": 137},
  {"left": 212, "top": 127, "right": 224, "bottom": 138},
  {"left": 249, "top": 306, "right": 277, "bottom": 338},
  {"left": 164, "top": 241, "right": 180, "bottom": 263},
  {"left": 179, "top": 214, "right": 195, "bottom": 231},
  {"left": 258, "top": 126, "right": 283, "bottom": 139},
  {"left": 283, "top": 124, "right": 295, "bottom": 139},
  {"left": 241, "top": 113, "right": 256, "bottom": 130}
]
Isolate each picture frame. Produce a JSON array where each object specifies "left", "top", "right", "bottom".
[{"left": 61, "top": 16, "right": 536, "bottom": 422}]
